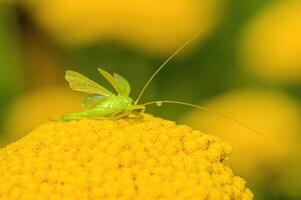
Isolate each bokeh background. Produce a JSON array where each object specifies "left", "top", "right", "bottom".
[{"left": 0, "top": 0, "right": 301, "bottom": 199}]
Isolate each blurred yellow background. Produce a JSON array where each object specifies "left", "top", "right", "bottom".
[{"left": 0, "top": 0, "right": 301, "bottom": 199}]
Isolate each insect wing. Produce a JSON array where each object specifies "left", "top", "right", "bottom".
[
  {"left": 65, "top": 70, "right": 114, "bottom": 96},
  {"left": 114, "top": 73, "right": 130, "bottom": 96},
  {"left": 97, "top": 68, "right": 119, "bottom": 93},
  {"left": 82, "top": 95, "right": 106, "bottom": 110},
  {"left": 98, "top": 68, "right": 130, "bottom": 96}
]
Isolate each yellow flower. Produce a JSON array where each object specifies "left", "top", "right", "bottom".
[
  {"left": 182, "top": 89, "right": 301, "bottom": 185},
  {"left": 0, "top": 115, "right": 253, "bottom": 199},
  {"left": 3, "top": 86, "right": 84, "bottom": 145},
  {"left": 23, "top": 0, "right": 222, "bottom": 54},
  {"left": 238, "top": 1, "right": 301, "bottom": 83}
]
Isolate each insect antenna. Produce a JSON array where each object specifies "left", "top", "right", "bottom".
[
  {"left": 134, "top": 32, "right": 262, "bottom": 135},
  {"left": 142, "top": 100, "right": 263, "bottom": 135},
  {"left": 134, "top": 32, "right": 201, "bottom": 105}
]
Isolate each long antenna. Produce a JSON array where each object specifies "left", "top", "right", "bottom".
[
  {"left": 134, "top": 32, "right": 201, "bottom": 105},
  {"left": 142, "top": 100, "right": 263, "bottom": 135}
]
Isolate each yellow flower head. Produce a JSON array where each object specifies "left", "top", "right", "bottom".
[
  {"left": 3, "top": 86, "right": 84, "bottom": 144},
  {"left": 182, "top": 89, "right": 301, "bottom": 185},
  {"left": 24, "top": 0, "right": 222, "bottom": 54},
  {"left": 0, "top": 116, "right": 252, "bottom": 199},
  {"left": 238, "top": 1, "right": 301, "bottom": 83}
]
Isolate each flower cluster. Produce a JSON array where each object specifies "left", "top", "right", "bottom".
[
  {"left": 239, "top": 1, "right": 301, "bottom": 83},
  {"left": 0, "top": 115, "right": 252, "bottom": 199},
  {"left": 24, "top": 0, "right": 221, "bottom": 54}
]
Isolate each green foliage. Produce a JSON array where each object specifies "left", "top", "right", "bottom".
[{"left": 0, "top": 4, "right": 23, "bottom": 137}]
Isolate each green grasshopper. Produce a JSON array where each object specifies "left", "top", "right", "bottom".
[
  {"left": 58, "top": 33, "right": 261, "bottom": 135},
  {"left": 58, "top": 68, "right": 145, "bottom": 121}
]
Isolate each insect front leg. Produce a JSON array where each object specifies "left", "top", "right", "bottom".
[
  {"left": 108, "top": 109, "right": 123, "bottom": 118},
  {"left": 112, "top": 112, "right": 131, "bottom": 120},
  {"left": 130, "top": 105, "right": 146, "bottom": 116}
]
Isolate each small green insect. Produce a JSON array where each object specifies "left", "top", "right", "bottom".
[
  {"left": 58, "top": 68, "right": 145, "bottom": 121},
  {"left": 58, "top": 33, "right": 261, "bottom": 134}
]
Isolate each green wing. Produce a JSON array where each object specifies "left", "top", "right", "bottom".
[
  {"left": 65, "top": 70, "right": 114, "bottom": 96},
  {"left": 113, "top": 73, "right": 130, "bottom": 96},
  {"left": 97, "top": 68, "right": 130, "bottom": 96},
  {"left": 82, "top": 95, "right": 106, "bottom": 110},
  {"left": 97, "top": 68, "right": 119, "bottom": 93}
]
